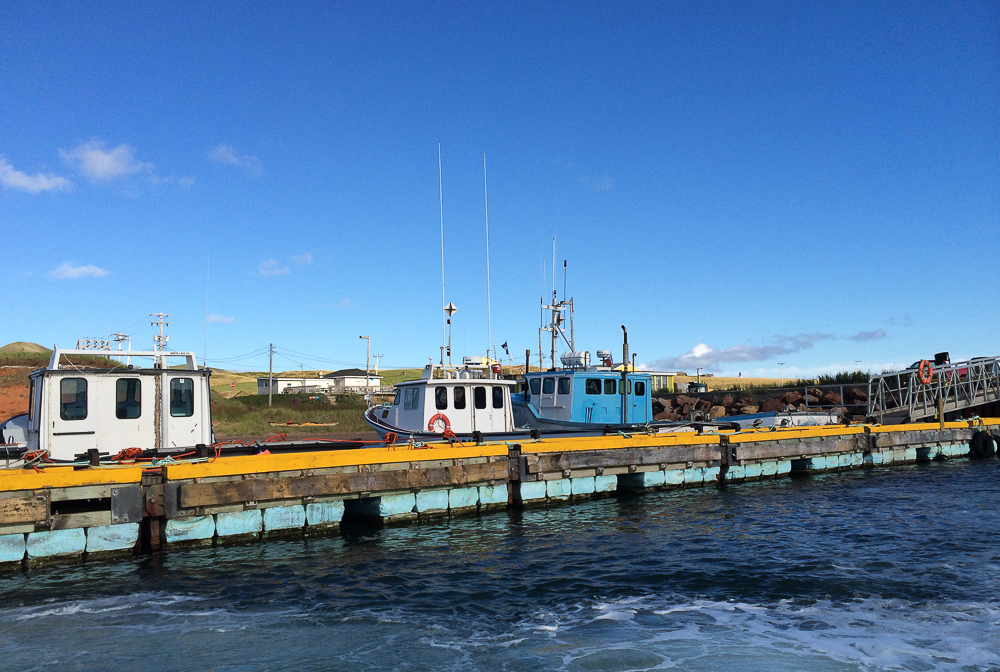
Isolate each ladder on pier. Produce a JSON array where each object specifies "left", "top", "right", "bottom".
[{"left": 868, "top": 356, "right": 1000, "bottom": 423}]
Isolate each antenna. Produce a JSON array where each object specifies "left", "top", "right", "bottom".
[
  {"left": 150, "top": 313, "right": 170, "bottom": 366},
  {"left": 484, "top": 153, "right": 493, "bottom": 358},
  {"left": 204, "top": 254, "right": 210, "bottom": 368},
  {"left": 438, "top": 144, "right": 446, "bottom": 365},
  {"left": 563, "top": 259, "right": 567, "bottom": 301}
]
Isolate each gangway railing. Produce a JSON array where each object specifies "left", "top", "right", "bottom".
[{"left": 868, "top": 356, "right": 1000, "bottom": 422}]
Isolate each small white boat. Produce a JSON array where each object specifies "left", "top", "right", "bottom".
[
  {"left": 364, "top": 359, "right": 517, "bottom": 440},
  {"left": 2, "top": 349, "right": 213, "bottom": 462}
]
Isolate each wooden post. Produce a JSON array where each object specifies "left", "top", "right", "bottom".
[{"left": 938, "top": 397, "right": 945, "bottom": 430}]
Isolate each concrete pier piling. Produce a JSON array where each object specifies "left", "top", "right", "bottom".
[{"left": 0, "top": 420, "right": 993, "bottom": 571}]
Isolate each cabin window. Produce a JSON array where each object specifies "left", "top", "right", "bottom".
[
  {"left": 604, "top": 379, "right": 617, "bottom": 395},
  {"left": 619, "top": 381, "right": 632, "bottom": 395},
  {"left": 393, "top": 389, "right": 401, "bottom": 405},
  {"left": 403, "top": 388, "right": 414, "bottom": 410},
  {"left": 60, "top": 378, "right": 88, "bottom": 420},
  {"left": 454, "top": 386, "right": 466, "bottom": 409},
  {"left": 170, "top": 378, "right": 194, "bottom": 417},
  {"left": 542, "top": 377, "right": 555, "bottom": 394},
  {"left": 435, "top": 386, "right": 448, "bottom": 410},
  {"left": 635, "top": 381, "right": 646, "bottom": 396},
  {"left": 558, "top": 377, "right": 571, "bottom": 395},
  {"left": 28, "top": 379, "right": 35, "bottom": 421},
  {"left": 492, "top": 386, "right": 504, "bottom": 409},
  {"left": 474, "top": 386, "right": 487, "bottom": 409},
  {"left": 116, "top": 379, "right": 142, "bottom": 419},
  {"left": 412, "top": 387, "right": 421, "bottom": 410},
  {"left": 529, "top": 378, "right": 541, "bottom": 395},
  {"left": 585, "top": 379, "right": 601, "bottom": 395}
]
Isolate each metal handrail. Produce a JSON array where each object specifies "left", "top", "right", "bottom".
[{"left": 867, "top": 357, "right": 1000, "bottom": 422}]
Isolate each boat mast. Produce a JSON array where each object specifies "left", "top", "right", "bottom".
[
  {"left": 438, "top": 144, "right": 447, "bottom": 366},
  {"left": 484, "top": 153, "right": 493, "bottom": 361}
]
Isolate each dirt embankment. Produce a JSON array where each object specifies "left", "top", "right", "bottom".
[{"left": 0, "top": 386, "right": 28, "bottom": 421}]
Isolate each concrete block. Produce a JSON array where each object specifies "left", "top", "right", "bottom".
[
  {"left": 725, "top": 464, "right": 745, "bottom": 481},
  {"left": 216, "top": 510, "right": 262, "bottom": 538},
  {"left": 761, "top": 461, "right": 778, "bottom": 477},
  {"left": 546, "top": 478, "right": 571, "bottom": 500},
  {"left": 0, "top": 534, "right": 25, "bottom": 563},
  {"left": 775, "top": 461, "right": 791, "bottom": 475},
  {"left": 164, "top": 516, "right": 215, "bottom": 545},
  {"left": 743, "top": 462, "right": 762, "bottom": 479},
  {"left": 570, "top": 476, "right": 595, "bottom": 496},
  {"left": 306, "top": 501, "right": 344, "bottom": 527},
  {"left": 904, "top": 448, "right": 917, "bottom": 462},
  {"left": 479, "top": 484, "right": 508, "bottom": 506},
  {"left": 519, "top": 481, "right": 547, "bottom": 501},
  {"left": 448, "top": 487, "right": 479, "bottom": 511},
  {"left": 415, "top": 489, "right": 449, "bottom": 514},
  {"left": 850, "top": 452, "right": 863, "bottom": 466},
  {"left": 85, "top": 523, "right": 139, "bottom": 554},
  {"left": 263, "top": 505, "right": 306, "bottom": 533},
  {"left": 663, "top": 469, "right": 685, "bottom": 486},
  {"left": 704, "top": 466, "right": 721, "bottom": 482},
  {"left": 26, "top": 528, "right": 86, "bottom": 559},
  {"left": 594, "top": 474, "right": 618, "bottom": 492},
  {"left": 682, "top": 467, "right": 702, "bottom": 484},
  {"left": 838, "top": 453, "right": 852, "bottom": 468}
]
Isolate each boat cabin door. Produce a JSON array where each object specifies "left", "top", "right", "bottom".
[
  {"left": 540, "top": 376, "right": 557, "bottom": 410},
  {"left": 47, "top": 375, "right": 98, "bottom": 457},
  {"left": 161, "top": 374, "right": 205, "bottom": 449}
]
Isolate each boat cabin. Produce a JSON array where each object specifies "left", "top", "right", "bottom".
[
  {"left": 22, "top": 349, "right": 213, "bottom": 461},
  {"left": 368, "top": 363, "right": 515, "bottom": 436},
  {"left": 518, "top": 369, "right": 652, "bottom": 425}
]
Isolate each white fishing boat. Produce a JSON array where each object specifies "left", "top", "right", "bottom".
[
  {"left": 1, "top": 349, "right": 213, "bottom": 462},
  {"left": 364, "top": 358, "right": 517, "bottom": 439}
]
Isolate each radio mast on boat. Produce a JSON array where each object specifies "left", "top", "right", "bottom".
[
  {"left": 539, "top": 241, "right": 574, "bottom": 370},
  {"left": 438, "top": 144, "right": 448, "bottom": 365},
  {"left": 484, "top": 153, "right": 494, "bottom": 362}
]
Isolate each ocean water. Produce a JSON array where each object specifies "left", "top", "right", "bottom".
[{"left": 1, "top": 459, "right": 998, "bottom": 671}]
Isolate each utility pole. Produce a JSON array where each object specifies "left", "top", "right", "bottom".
[
  {"left": 695, "top": 367, "right": 703, "bottom": 384},
  {"left": 855, "top": 360, "right": 862, "bottom": 372},
  {"left": 779, "top": 362, "right": 785, "bottom": 385},
  {"left": 268, "top": 343, "right": 273, "bottom": 407},
  {"left": 150, "top": 313, "right": 170, "bottom": 367},
  {"left": 373, "top": 353, "right": 383, "bottom": 376},
  {"left": 360, "top": 334, "right": 371, "bottom": 398}
]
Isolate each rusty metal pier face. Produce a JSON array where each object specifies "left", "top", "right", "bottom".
[{"left": 0, "top": 420, "right": 995, "bottom": 571}]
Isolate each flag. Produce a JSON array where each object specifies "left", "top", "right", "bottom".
[{"left": 501, "top": 341, "right": 509, "bottom": 356}]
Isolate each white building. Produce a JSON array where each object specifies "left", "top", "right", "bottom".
[
  {"left": 321, "top": 368, "right": 383, "bottom": 394},
  {"left": 255, "top": 377, "right": 334, "bottom": 395}
]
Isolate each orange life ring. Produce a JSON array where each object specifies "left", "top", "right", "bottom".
[
  {"left": 918, "top": 359, "right": 933, "bottom": 384},
  {"left": 427, "top": 413, "right": 451, "bottom": 432}
]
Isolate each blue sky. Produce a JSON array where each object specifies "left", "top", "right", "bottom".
[{"left": 1, "top": 2, "right": 997, "bottom": 377}]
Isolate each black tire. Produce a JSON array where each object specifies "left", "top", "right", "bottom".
[
  {"left": 971, "top": 430, "right": 985, "bottom": 457},
  {"left": 984, "top": 433, "right": 997, "bottom": 457}
]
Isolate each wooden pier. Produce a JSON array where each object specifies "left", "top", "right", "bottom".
[{"left": 1, "top": 419, "right": 996, "bottom": 571}]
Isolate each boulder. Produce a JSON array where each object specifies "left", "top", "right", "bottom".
[
  {"left": 851, "top": 414, "right": 868, "bottom": 423},
  {"left": 709, "top": 405, "right": 727, "bottom": 419},
  {"left": 797, "top": 403, "right": 807, "bottom": 412},
  {"left": 760, "top": 399, "right": 784, "bottom": 412},
  {"left": 681, "top": 403, "right": 695, "bottom": 416},
  {"left": 741, "top": 404, "right": 759, "bottom": 414},
  {"left": 808, "top": 387, "right": 823, "bottom": 398},
  {"left": 847, "top": 387, "right": 868, "bottom": 402},
  {"left": 695, "top": 400, "right": 712, "bottom": 411},
  {"left": 675, "top": 395, "right": 698, "bottom": 407},
  {"left": 805, "top": 394, "right": 820, "bottom": 405},
  {"left": 652, "top": 400, "right": 666, "bottom": 415},
  {"left": 781, "top": 391, "right": 803, "bottom": 404},
  {"left": 654, "top": 410, "right": 681, "bottom": 421},
  {"left": 821, "top": 392, "right": 842, "bottom": 405},
  {"left": 721, "top": 396, "right": 735, "bottom": 407}
]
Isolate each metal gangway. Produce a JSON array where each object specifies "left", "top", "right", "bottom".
[{"left": 868, "top": 356, "right": 1000, "bottom": 423}]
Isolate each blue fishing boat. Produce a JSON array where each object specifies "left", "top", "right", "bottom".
[{"left": 511, "top": 364, "right": 653, "bottom": 430}]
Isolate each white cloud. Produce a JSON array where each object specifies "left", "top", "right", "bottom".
[
  {"left": 651, "top": 333, "right": 836, "bottom": 372},
  {"left": 50, "top": 261, "right": 108, "bottom": 280},
  {"left": 207, "top": 143, "right": 262, "bottom": 176},
  {"left": 0, "top": 157, "right": 71, "bottom": 193},
  {"left": 205, "top": 313, "right": 235, "bottom": 324},
  {"left": 292, "top": 252, "right": 312, "bottom": 264},
  {"left": 850, "top": 329, "right": 887, "bottom": 342},
  {"left": 259, "top": 260, "right": 289, "bottom": 276},
  {"left": 59, "top": 141, "right": 152, "bottom": 182},
  {"left": 340, "top": 299, "right": 351, "bottom": 307}
]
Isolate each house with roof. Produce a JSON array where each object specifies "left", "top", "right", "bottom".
[{"left": 321, "top": 368, "right": 383, "bottom": 393}]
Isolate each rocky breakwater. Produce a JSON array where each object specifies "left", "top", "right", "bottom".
[{"left": 652, "top": 386, "right": 870, "bottom": 422}]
